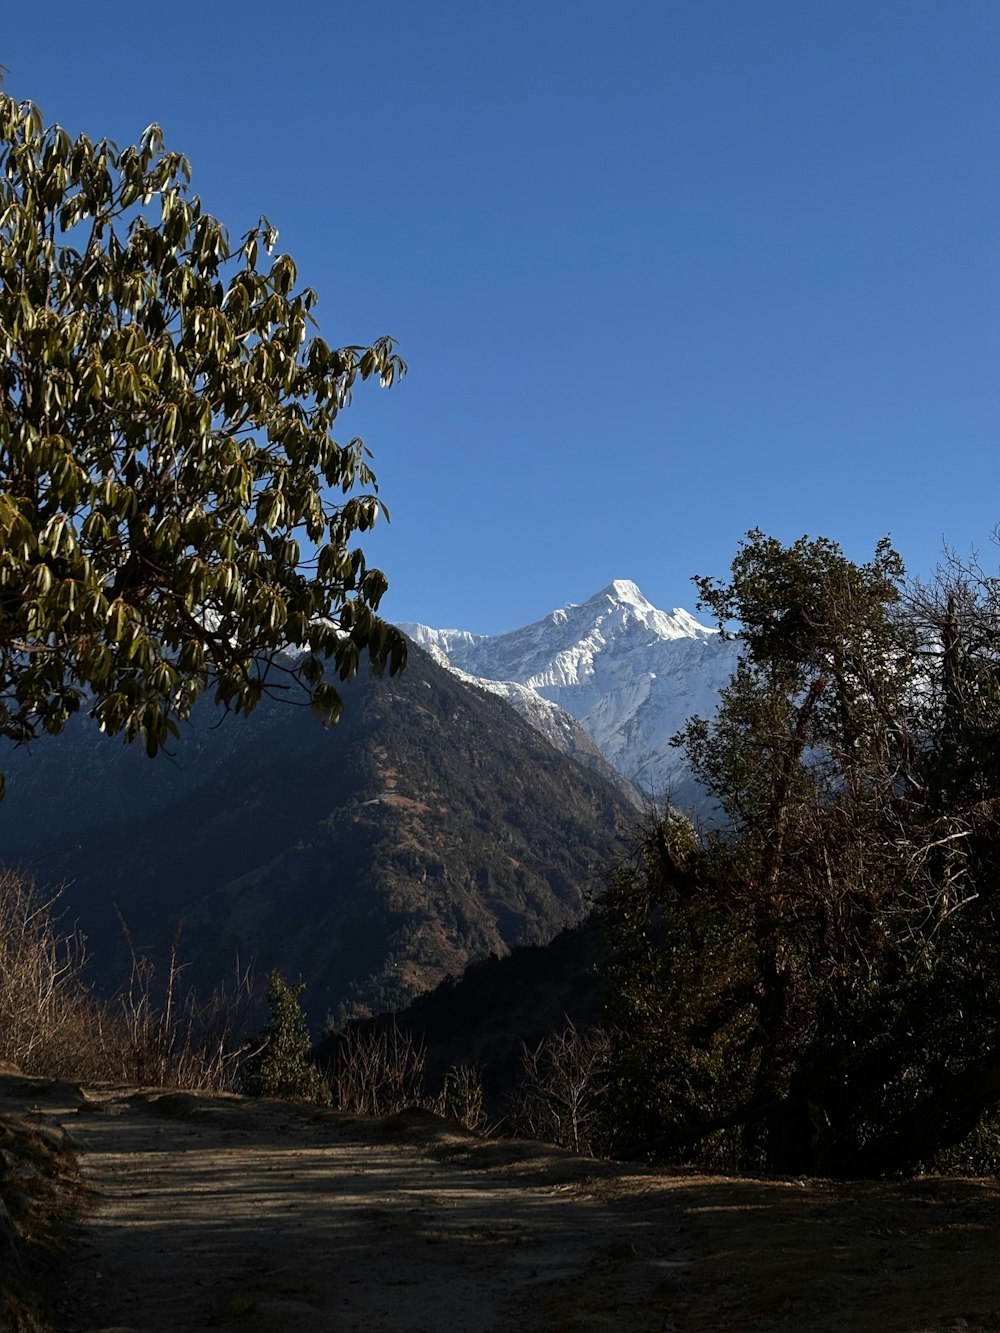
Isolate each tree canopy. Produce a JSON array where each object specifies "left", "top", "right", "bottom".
[
  {"left": 0, "top": 94, "right": 406, "bottom": 774},
  {"left": 605, "top": 532, "right": 1000, "bottom": 1177}
]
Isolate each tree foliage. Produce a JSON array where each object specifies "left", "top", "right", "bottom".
[
  {"left": 0, "top": 94, "right": 406, "bottom": 770},
  {"left": 243, "top": 971, "right": 330, "bottom": 1105},
  {"left": 605, "top": 532, "right": 1000, "bottom": 1176}
]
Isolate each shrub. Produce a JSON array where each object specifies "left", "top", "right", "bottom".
[
  {"left": 508, "top": 1019, "right": 613, "bottom": 1156},
  {"left": 327, "top": 1022, "right": 489, "bottom": 1132},
  {"left": 243, "top": 971, "right": 331, "bottom": 1105},
  {"left": 438, "top": 1063, "right": 489, "bottom": 1134},
  {"left": 328, "top": 1021, "right": 427, "bottom": 1117}
]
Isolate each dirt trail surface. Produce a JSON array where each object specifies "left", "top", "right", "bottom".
[
  {"left": 2, "top": 1073, "right": 1000, "bottom": 1332},
  {"left": 0, "top": 1075, "right": 686, "bottom": 1333}
]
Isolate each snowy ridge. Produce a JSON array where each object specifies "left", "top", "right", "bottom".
[{"left": 401, "top": 580, "right": 741, "bottom": 810}]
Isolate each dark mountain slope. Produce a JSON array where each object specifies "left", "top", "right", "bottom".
[
  {"left": 318, "top": 912, "right": 611, "bottom": 1112},
  {"left": 0, "top": 646, "right": 635, "bottom": 1022}
]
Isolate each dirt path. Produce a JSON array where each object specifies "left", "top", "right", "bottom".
[
  {"left": 4, "top": 1073, "right": 999, "bottom": 1332},
  {"left": 3, "top": 1078, "right": 686, "bottom": 1333}
]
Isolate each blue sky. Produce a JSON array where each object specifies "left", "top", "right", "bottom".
[{"left": 3, "top": 1, "right": 998, "bottom": 633}]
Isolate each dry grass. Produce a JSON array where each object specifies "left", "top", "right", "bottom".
[
  {"left": 0, "top": 872, "right": 255, "bottom": 1089},
  {"left": 329, "top": 1021, "right": 489, "bottom": 1133},
  {"left": 0, "top": 875, "right": 99, "bottom": 1080},
  {"left": 110, "top": 916, "right": 255, "bottom": 1090}
]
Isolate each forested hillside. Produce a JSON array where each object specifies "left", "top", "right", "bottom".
[{"left": 0, "top": 645, "right": 634, "bottom": 1022}]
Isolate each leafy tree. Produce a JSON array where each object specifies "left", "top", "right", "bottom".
[
  {"left": 606, "top": 532, "right": 1000, "bottom": 1176},
  {"left": 243, "top": 971, "right": 330, "bottom": 1104},
  {"left": 912, "top": 553, "right": 1000, "bottom": 814},
  {"left": 0, "top": 94, "right": 406, "bottom": 773},
  {"left": 603, "top": 808, "right": 760, "bottom": 1168}
]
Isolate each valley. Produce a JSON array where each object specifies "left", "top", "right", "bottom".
[{"left": 0, "top": 582, "right": 718, "bottom": 1025}]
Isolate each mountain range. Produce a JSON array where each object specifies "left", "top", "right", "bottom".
[
  {"left": 0, "top": 581, "right": 739, "bottom": 1023},
  {"left": 0, "top": 644, "right": 635, "bottom": 1023},
  {"left": 403, "top": 579, "right": 739, "bottom": 811}
]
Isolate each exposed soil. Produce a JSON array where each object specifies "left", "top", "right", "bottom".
[{"left": 1, "top": 1072, "right": 998, "bottom": 1332}]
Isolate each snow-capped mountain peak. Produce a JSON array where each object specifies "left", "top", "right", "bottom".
[
  {"left": 401, "top": 583, "right": 740, "bottom": 809},
  {"left": 595, "top": 578, "right": 649, "bottom": 606},
  {"left": 568, "top": 580, "right": 718, "bottom": 642}
]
